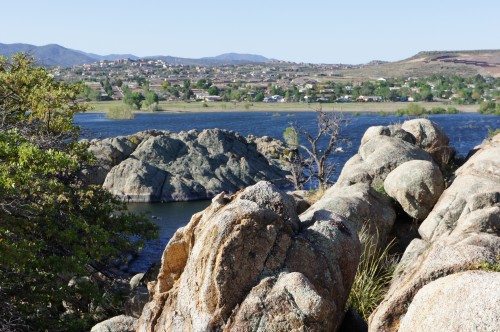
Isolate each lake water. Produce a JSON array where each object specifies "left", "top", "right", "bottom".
[{"left": 74, "top": 111, "right": 499, "bottom": 273}]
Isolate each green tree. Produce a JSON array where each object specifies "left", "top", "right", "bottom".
[
  {"left": 102, "top": 78, "right": 113, "bottom": 97},
  {"left": 0, "top": 54, "right": 158, "bottom": 330},
  {"left": 207, "top": 86, "right": 220, "bottom": 96},
  {"left": 254, "top": 91, "right": 265, "bottom": 102},
  {"left": 144, "top": 90, "right": 159, "bottom": 107},
  {"left": 124, "top": 91, "right": 145, "bottom": 110}
]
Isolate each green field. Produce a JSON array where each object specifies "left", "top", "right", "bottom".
[{"left": 85, "top": 100, "right": 480, "bottom": 114}]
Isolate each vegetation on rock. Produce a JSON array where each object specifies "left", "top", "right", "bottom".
[{"left": 346, "top": 227, "right": 396, "bottom": 321}]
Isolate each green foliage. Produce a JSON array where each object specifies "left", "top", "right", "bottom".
[
  {"left": 476, "top": 259, "right": 500, "bottom": 272},
  {"left": 148, "top": 102, "right": 161, "bottom": 112},
  {"left": 430, "top": 107, "right": 446, "bottom": 114},
  {"left": 143, "top": 90, "right": 159, "bottom": 107},
  {"left": 488, "top": 127, "right": 500, "bottom": 139},
  {"left": 479, "top": 101, "right": 499, "bottom": 115},
  {"left": 446, "top": 106, "right": 460, "bottom": 114},
  {"left": 0, "top": 53, "right": 158, "bottom": 331},
  {"left": 347, "top": 228, "right": 396, "bottom": 321},
  {"left": 283, "top": 127, "right": 299, "bottom": 148},
  {"left": 395, "top": 103, "right": 427, "bottom": 116},
  {"left": 106, "top": 105, "right": 134, "bottom": 120},
  {"left": 123, "top": 91, "right": 145, "bottom": 110},
  {"left": 0, "top": 53, "right": 85, "bottom": 138}
]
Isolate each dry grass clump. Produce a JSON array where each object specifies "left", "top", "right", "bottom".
[{"left": 346, "top": 226, "right": 397, "bottom": 321}]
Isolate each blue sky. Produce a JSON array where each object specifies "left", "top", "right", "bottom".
[{"left": 2, "top": 0, "right": 499, "bottom": 64}]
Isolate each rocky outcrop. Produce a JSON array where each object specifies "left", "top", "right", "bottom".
[
  {"left": 401, "top": 118, "right": 453, "bottom": 166},
  {"left": 137, "top": 181, "right": 361, "bottom": 331},
  {"left": 86, "top": 129, "right": 290, "bottom": 202},
  {"left": 384, "top": 160, "right": 444, "bottom": 221},
  {"left": 398, "top": 271, "right": 500, "bottom": 332},
  {"left": 369, "top": 134, "right": 500, "bottom": 331},
  {"left": 301, "top": 121, "right": 439, "bottom": 245},
  {"left": 90, "top": 315, "right": 137, "bottom": 332}
]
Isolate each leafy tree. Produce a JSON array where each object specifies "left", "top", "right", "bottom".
[
  {"left": 123, "top": 91, "right": 145, "bottom": 110},
  {"left": 144, "top": 90, "right": 159, "bottom": 107},
  {"left": 102, "top": 78, "right": 113, "bottom": 97},
  {"left": 195, "top": 79, "right": 212, "bottom": 89},
  {"left": 182, "top": 79, "right": 192, "bottom": 100},
  {"left": 254, "top": 91, "right": 265, "bottom": 102},
  {"left": 0, "top": 54, "right": 158, "bottom": 331},
  {"left": 207, "top": 86, "right": 219, "bottom": 96}
]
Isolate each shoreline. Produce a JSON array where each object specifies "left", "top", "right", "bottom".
[{"left": 84, "top": 101, "right": 480, "bottom": 114}]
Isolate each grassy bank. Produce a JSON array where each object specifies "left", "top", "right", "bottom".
[{"left": 85, "top": 100, "right": 480, "bottom": 114}]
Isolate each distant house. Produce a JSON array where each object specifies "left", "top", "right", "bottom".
[
  {"left": 204, "top": 96, "right": 223, "bottom": 102},
  {"left": 356, "top": 95, "right": 383, "bottom": 102}
]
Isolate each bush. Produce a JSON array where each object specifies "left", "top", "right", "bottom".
[
  {"left": 430, "top": 107, "right": 446, "bottom": 114},
  {"left": 479, "top": 101, "right": 497, "bottom": 114},
  {"left": 148, "top": 102, "right": 161, "bottom": 112},
  {"left": 488, "top": 127, "right": 500, "bottom": 139},
  {"left": 347, "top": 227, "right": 396, "bottom": 321},
  {"left": 446, "top": 106, "right": 460, "bottom": 114},
  {"left": 106, "top": 105, "right": 134, "bottom": 119},
  {"left": 395, "top": 103, "right": 427, "bottom": 116}
]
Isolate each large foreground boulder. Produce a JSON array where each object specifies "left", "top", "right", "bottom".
[
  {"left": 90, "top": 315, "right": 137, "bottom": 332},
  {"left": 399, "top": 271, "right": 500, "bottom": 332},
  {"left": 87, "top": 129, "right": 290, "bottom": 202},
  {"left": 137, "top": 181, "right": 361, "bottom": 331},
  {"left": 401, "top": 118, "right": 452, "bottom": 166},
  {"left": 384, "top": 160, "right": 444, "bottom": 221},
  {"left": 369, "top": 134, "right": 500, "bottom": 331}
]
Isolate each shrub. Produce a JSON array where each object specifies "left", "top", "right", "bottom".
[
  {"left": 148, "top": 102, "right": 161, "bottom": 112},
  {"left": 347, "top": 227, "right": 397, "bottom": 321},
  {"left": 446, "top": 106, "right": 460, "bottom": 114},
  {"left": 488, "top": 127, "right": 500, "bottom": 139},
  {"left": 106, "top": 105, "right": 134, "bottom": 120},
  {"left": 430, "top": 107, "right": 446, "bottom": 114},
  {"left": 479, "top": 101, "right": 496, "bottom": 114}
]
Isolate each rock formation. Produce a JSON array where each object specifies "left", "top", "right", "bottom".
[
  {"left": 90, "top": 315, "right": 137, "bottom": 332},
  {"left": 384, "top": 160, "right": 444, "bottom": 221},
  {"left": 301, "top": 121, "right": 440, "bottom": 245},
  {"left": 369, "top": 133, "right": 500, "bottom": 331},
  {"left": 127, "top": 120, "right": 499, "bottom": 331},
  {"left": 137, "top": 181, "right": 361, "bottom": 331},
  {"left": 84, "top": 129, "right": 290, "bottom": 202}
]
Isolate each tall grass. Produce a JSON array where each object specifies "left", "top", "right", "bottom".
[
  {"left": 106, "top": 105, "right": 134, "bottom": 120},
  {"left": 346, "top": 227, "right": 397, "bottom": 321}
]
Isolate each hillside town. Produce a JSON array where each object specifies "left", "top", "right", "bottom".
[{"left": 50, "top": 58, "right": 500, "bottom": 106}]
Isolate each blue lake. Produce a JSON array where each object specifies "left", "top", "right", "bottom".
[{"left": 74, "top": 111, "right": 500, "bottom": 273}]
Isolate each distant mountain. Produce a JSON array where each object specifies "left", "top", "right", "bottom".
[
  {"left": 0, "top": 42, "right": 272, "bottom": 67},
  {"left": 0, "top": 43, "right": 96, "bottom": 66},
  {"left": 146, "top": 53, "right": 271, "bottom": 66},
  {"left": 201, "top": 53, "right": 270, "bottom": 63},
  {"left": 72, "top": 50, "right": 140, "bottom": 61}
]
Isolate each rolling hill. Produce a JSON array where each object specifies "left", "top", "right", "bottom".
[
  {"left": 0, "top": 43, "right": 272, "bottom": 67},
  {"left": 335, "top": 50, "right": 500, "bottom": 80}
]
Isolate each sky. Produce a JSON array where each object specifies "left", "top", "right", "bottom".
[{"left": 2, "top": 0, "right": 499, "bottom": 64}]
